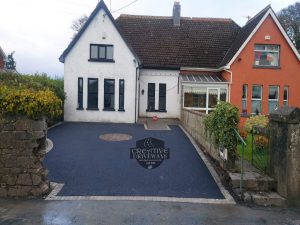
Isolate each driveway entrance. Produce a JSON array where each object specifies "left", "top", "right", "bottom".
[{"left": 44, "top": 122, "right": 226, "bottom": 200}]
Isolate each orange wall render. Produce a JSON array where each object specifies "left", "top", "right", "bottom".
[{"left": 223, "top": 15, "right": 300, "bottom": 118}]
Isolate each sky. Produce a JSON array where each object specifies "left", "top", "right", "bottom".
[{"left": 0, "top": 0, "right": 297, "bottom": 77}]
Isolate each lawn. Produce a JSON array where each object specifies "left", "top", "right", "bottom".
[{"left": 237, "top": 134, "right": 269, "bottom": 173}]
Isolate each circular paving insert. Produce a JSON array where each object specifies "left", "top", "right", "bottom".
[{"left": 99, "top": 133, "right": 132, "bottom": 141}]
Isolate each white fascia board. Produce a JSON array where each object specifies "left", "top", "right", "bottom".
[
  {"left": 269, "top": 10, "right": 300, "bottom": 61},
  {"left": 228, "top": 9, "right": 300, "bottom": 67},
  {"left": 227, "top": 9, "right": 271, "bottom": 67}
]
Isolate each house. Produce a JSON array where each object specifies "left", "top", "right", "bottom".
[
  {"left": 0, "top": 46, "right": 6, "bottom": 70},
  {"left": 59, "top": 0, "right": 300, "bottom": 123}
]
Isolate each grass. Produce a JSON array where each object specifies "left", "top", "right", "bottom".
[{"left": 238, "top": 134, "right": 269, "bottom": 173}]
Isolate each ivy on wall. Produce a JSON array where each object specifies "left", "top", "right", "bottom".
[{"left": 204, "top": 102, "right": 240, "bottom": 161}]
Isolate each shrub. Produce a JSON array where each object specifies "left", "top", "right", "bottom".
[
  {"left": 0, "top": 72, "right": 65, "bottom": 102},
  {"left": 204, "top": 102, "right": 240, "bottom": 161},
  {"left": 254, "top": 135, "right": 269, "bottom": 151},
  {"left": 244, "top": 115, "right": 269, "bottom": 133},
  {"left": 0, "top": 85, "right": 62, "bottom": 120},
  {"left": 239, "top": 129, "right": 248, "bottom": 140}
]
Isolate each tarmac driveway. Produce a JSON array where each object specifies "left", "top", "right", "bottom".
[{"left": 44, "top": 122, "right": 224, "bottom": 199}]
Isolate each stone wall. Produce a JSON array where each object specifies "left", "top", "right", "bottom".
[
  {"left": 181, "top": 108, "right": 224, "bottom": 166},
  {"left": 0, "top": 117, "right": 50, "bottom": 197},
  {"left": 269, "top": 107, "right": 300, "bottom": 205}
]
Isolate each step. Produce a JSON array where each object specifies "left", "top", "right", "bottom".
[
  {"left": 244, "top": 191, "right": 287, "bottom": 207},
  {"left": 229, "top": 172, "right": 277, "bottom": 192}
]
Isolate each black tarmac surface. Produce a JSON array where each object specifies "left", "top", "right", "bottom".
[{"left": 44, "top": 122, "right": 224, "bottom": 198}]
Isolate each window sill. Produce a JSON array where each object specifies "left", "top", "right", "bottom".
[
  {"left": 146, "top": 109, "right": 167, "bottom": 113},
  {"left": 86, "top": 108, "right": 99, "bottom": 111},
  {"left": 103, "top": 108, "right": 115, "bottom": 111},
  {"left": 76, "top": 108, "right": 84, "bottom": 111},
  {"left": 253, "top": 65, "right": 281, "bottom": 69},
  {"left": 118, "top": 109, "right": 125, "bottom": 112},
  {"left": 88, "top": 59, "right": 115, "bottom": 63}
]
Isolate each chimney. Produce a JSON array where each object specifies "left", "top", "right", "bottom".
[{"left": 173, "top": 1, "right": 181, "bottom": 26}]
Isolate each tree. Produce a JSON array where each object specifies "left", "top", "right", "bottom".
[
  {"left": 277, "top": 2, "right": 300, "bottom": 51},
  {"left": 71, "top": 14, "right": 88, "bottom": 38},
  {"left": 5, "top": 51, "right": 16, "bottom": 70}
]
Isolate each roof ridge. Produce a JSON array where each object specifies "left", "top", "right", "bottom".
[
  {"left": 245, "top": 4, "right": 271, "bottom": 25},
  {"left": 118, "top": 14, "right": 236, "bottom": 23}
]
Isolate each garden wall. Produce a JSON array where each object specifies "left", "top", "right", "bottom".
[
  {"left": 269, "top": 107, "right": 300, "bottom": 205},
  {"left": 0, "top": 117, "right": 50, "bottom": 197},
  {"left": 181, "top": 108, "right": 224, "bottom": 166}
]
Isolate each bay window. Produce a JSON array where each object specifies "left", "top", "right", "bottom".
[{"left": 183, "top": 86, "right": 227, "bottom": 114}]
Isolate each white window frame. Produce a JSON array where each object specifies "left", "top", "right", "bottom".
[
  {"left": 268, "top": 86, "right": 279, "bottom": 114},
  {"left": 283, "top": 86, "right": 289, "bottom": 106},
  {"left": 182, "top": 85, "right": 228, "bottom": 114},
  {"left": 254, "top": 44, "right": 280, "bottom": 67},
  {"left": 251, "top": 85, "right": 262, "bottom": 115}
]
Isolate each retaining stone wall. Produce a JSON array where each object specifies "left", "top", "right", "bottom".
[
  {"left": 181, "top": 109, "right": 224, "bottom": 167},
  {"left": 0, "top": 117, "right": 50, "bottom": 197}
]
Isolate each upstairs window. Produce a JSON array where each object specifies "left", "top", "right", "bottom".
[
  {"left": 254, "top": 45, "right": 280, "bottom": 67},
  {"left": 89, "top": 44, "right": 114, "bottom": 62}
]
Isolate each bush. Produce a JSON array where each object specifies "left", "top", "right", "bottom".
[
  {"left": 244, "top": 115, "right": 269, "bottom": 133},
  {"left": 239, "top": 129, "right": 248, "bottom": 140},
  {"left": 204, "top": 102, "right": 240, "bottom": 161},
  {"left": 254, "top": 135, "right": 269, "bottom": 151},
  {"left": 0, "top": 85, "right": 62, "bottom": 120},
  {"left": 0, "top": 72, "right": 65, "bottom": 102}
]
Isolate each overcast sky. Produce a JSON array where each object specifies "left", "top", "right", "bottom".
[{"left": 0, "top": 0, "right": 296, "bottom": 77}]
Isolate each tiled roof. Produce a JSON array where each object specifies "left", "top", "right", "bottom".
[
  {"left": 219, "top": 5, "right": 271, "bottom": 66},
  {"left": 116, "top": 15, "right": 240, "bottom": 69}
]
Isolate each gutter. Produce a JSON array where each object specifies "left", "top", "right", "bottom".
[
  {"left": 223, "top": 68, "right": 233, "bottom": 103},
  {"left": 134, "top": 64, "right": 141, "bottom": 124}
]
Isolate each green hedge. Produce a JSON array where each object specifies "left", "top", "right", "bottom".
[{"left": 0, "top": 72, "right": 64, "bottom": 123}]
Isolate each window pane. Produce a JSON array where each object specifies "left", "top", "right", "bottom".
[
  {"left": 255, "top": 45, "right": 265, "bottom": 50},
  {"left": 269, "top": 101, "right": 278, "bottom": 114},
  {"left": 78, "top": 78, "right": 83, "bottom": 109},
  {"left": 148, "top": 83, "right": 155, "bottom": 111},
  {"left": 252, "top": 86, "right": 262, "bottom": 99},
  {"left": 104, "top": 94, "right": 114, "bottom": 109},
  {"left": 119, "top": 80, "right": 124, "bottom": 110},
  {"left": 284, "top": 87, "right": 288, "bottom": 101},
  {"left": 242, "top": 85, "right": 247, "bottom": 99},
  {"left": 252, "top": 100, "right": 262, "bottom": 114},
  {"left": 88, "top": 79, "right": 98, "bottom": 108},
  {"left": 104, "top": 79, "right": 115, "bottom": 109},
  {"left": 88, "top": 79, "right": 98, "bottom": 93},
  {"left": 106, "top": 46, "right": 113, "bottom": 60},
  {"left": 90, "top": 45, "right": 98, "bottom": 59},
  {"left": 159, "top": 83, "right": 166, "bottom": 111},
  {"left": 242, "top": 100, "right": 247, "bottom": 111},
  {"left": 220, "top": 89, "right": 227, "bottom": 102},
  {"left": 269, "top": 86, "right": 278, "bottom": 100},
  {"left": 184, "top": 93, "right": 193, "bottom": 107},
  {"left": 254, "top": 45, "right": 279, "bottom": 66},
  {"left": 208, "top": 89, "right": 218, "bottom": 108},
  {"left": 99, "top": 46, "right": 106, "bottom": 59}
]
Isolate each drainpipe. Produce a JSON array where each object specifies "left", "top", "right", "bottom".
[
  {"left": 134, "top": 65, "right": 140, "bottom": 124},
  {"left": 224, "top": 68, "right": 233, "bottom": 103}
]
